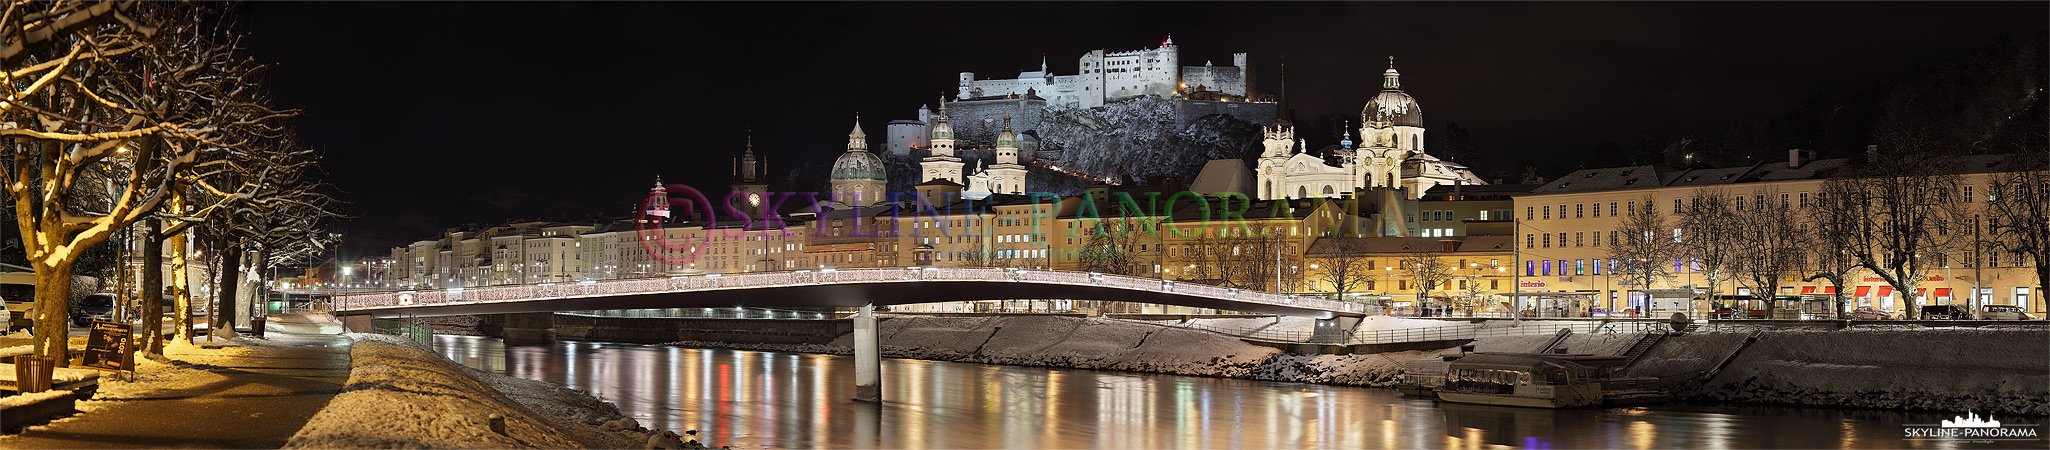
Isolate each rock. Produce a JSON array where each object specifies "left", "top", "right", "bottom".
[{"left": 644, "top": 431, "right": 683, "bottom": 449}]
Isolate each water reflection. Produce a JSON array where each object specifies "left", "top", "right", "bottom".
[{"left": 436, "top": 335, "right": 1967, "bottom": 449}]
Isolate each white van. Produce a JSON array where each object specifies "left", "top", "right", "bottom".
[{"left": 3, "top": 271, "right": 37, "bottom": 332}]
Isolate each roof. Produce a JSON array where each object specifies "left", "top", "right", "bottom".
[
  {"left": 1188, "top": 159, "right": 1253, "bottom": 196},
  {"left": 1531, "top": 153, "right": 2036, "bottom": 196}
]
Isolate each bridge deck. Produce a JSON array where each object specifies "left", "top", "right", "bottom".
[{"left": 331, "top": 268, "right": 1362, "bottom": 319}]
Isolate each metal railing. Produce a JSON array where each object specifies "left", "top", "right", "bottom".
[
  {"left": 332, "top": 267, "right": 1362, "bottom": 315},
  {"left": 368, "top": 318, "right": 434, "bottom": 346},
  {"left": 1349, "top": 321, "right": 1664, "bottom": 345}
]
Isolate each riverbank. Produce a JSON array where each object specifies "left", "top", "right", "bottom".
[
  {"left": 285, "top": 332, "right": 719, "bottom": 449},
  {"left": 655, "top": 314, "right": 2049, "bottom": 416}
]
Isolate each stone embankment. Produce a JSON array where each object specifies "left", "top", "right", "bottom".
[{"left": 660, "top": 315, "right": 2050, "bottom": 416}]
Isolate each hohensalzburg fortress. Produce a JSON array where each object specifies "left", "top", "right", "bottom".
[{"left": 956, "top": 36, "right": 1250, "bottom": 109}]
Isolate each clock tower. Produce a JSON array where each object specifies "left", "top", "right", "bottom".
[{"left": 732, "top": 131, "right": 770, "bottom": 221}]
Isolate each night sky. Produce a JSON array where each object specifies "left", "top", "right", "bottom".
[{"left": 236, "top": 2, "right": 2047, "bottom": 258}]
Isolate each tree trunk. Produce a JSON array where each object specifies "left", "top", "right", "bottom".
[
  {"left": 217, "top": 241, "right": 239, "bottom": 331},
  {"left": 30, "top": 258, "right": 76, "bottom": 364},
  {"left": 171, "top": 228, "right": 193, "bottom": 343},
  {"left": 141, "top": 220, "right": 164, "bottom": 355}
]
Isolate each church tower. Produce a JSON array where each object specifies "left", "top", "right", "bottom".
[
  {"left": 829, "top": 114, "right": 888, "bottom": 207},
  {"left": 1254, "top": 121, "right": 1293, "bottom": 200},
  {"left": 920, "top": 98, "right": 964, "bottom": 185},
  {"left": 1356, "top": 56, "right": 1424, "bottom": 193},
  {"left": 731, "top": 131, "right": 770, "bottom": 220},
  {"left": 986, "top": 112, "right": 1028, "bottom": 195}
]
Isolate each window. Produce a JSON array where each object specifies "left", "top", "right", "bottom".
[
  {"left": 1610, "top": 201, "right": 1618, "bottom": 217},
  {"left": 1491, "top": 279, "right": 1500, "bottom": 290},
  {"left": 1526, "top": 206, "right": 1534, "bottom": 220},
  {"left": 1542, "top": 234, "right": 1550, "bottom": 248},
  {"left": 1672, "top": 228, "right": 1683, "bottom": 242},
  {"left": 1576, "top": 203, "right": 1584, "bottom": 218},
  {"left": 1558, "top": 232, "right": 1567, "bottom": 247},
  {"left": 1399, "top": 280, "right": 1408, "bottom": 290},
  {"left": 1542, "top": 260, "right": 1551, "bottom": 276},
  {"left": 1575, "top": 231, "right": 1584, "bottom": 247},
  {"left": 1593, "top": 203, "right": 1602, "bottom": 218},
  {"left": 1735, "top": 195, "right": 1745, "bottom": 211},
  {"left": 1780, "top": 193, "right": 1790, "bottom": 208},
  {"left": 1593, "top": 231, "right": 1603, "bottom": 247},
  {"left": 1591, "top": 259, "right": 1601, "bottom": 275},
  {"left": 2018, "top": 287, "right": 2032, "bottom": 311},
  {"left": 1527, "top": 234, "right": 1535, "bottom": 249},
  {"left": 1366, "top": 280, "right": 1376, "bottom": 290},
  {"left": 1543, "top": 205, "right": 1551, "bottom": 220},
  {"left": 1526, "top": 261, "right": 1536, "bottom": 276},
  {"left": 1627, "top": 201, "right": 1636, "bottom": 214},
  {"left": 1673, "top": 199, "right": 1683, "bottom": 214},
  {"left": 1799, "top": 192, "right": 1809, "bottom": 207},
  {"left": 1575, "top": 260, "right": 1586, "bottom": 276},
  {"left": 1963, "top": 185, "right": 1974, "bottom": 202}
]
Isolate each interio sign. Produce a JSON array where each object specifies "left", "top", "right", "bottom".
[{"left": 1519, "top": 280, "right": 1548, "bottom": 289}]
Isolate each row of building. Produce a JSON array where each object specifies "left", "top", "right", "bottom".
[{"left": 353, "top": 48, "right": 2041, "bottom": 318}]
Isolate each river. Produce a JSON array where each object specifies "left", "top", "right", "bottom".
[{"left": 433, "top": 335, "right": 1988, "bottom": 449}]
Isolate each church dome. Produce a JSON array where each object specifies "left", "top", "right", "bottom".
[
  {"left": 1362, "top": 58, "right": 1422, "bottom": 128},
  {"left": 831, "top": 147, "right": 887, "bottom": 182}
]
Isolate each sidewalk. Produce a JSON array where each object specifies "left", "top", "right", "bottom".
[{"left": 0, "top": 313, "right": 351, "bottom": 448}]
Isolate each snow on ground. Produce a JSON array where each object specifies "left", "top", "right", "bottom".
[
  {"left": 286, "top": 333, "right": 657, "bottom": 449},
  {"left": 0, "top": 389, "right": 70, "bottom": 408},
  {"left": 1351, "top": 315, "right": 1469, "bottom": 332}
]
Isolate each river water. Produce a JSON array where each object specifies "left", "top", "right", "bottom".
[{"left": 433, "top": 335, "right": 2013, "bottom": 449}]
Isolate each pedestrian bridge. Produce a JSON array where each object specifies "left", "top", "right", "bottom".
[{"left": 330, "top": 267, "right": 1363, "bottom": 319}]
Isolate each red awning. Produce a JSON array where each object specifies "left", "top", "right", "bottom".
[
  {"left": 1821, "top": 286, "right": 1838, "bottom": 294},
  {"left": 1800, "top": 286, "right": 1817, "bottom": 294},
  {"left": 1915, "top": 288, "right": 1927, "bottom": 297},
  {"left": 1876, "top": 286, "right": 1894, "bottom": 297},
  {"left": 1853, "top": 286, "right": 1872, "bottom": 297},
  {"left": 1935, "top": 288, "right": 1952, "bottom": 298}
]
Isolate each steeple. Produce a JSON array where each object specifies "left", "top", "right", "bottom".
[
  {"left": 1382, "top": 56, "right": 1401, "bottom": 90},
  {"left": 737, "top": 128, "right": 760, "bottom": 182},
  {"left": 1340, "top": 121, "right": 1354, "bottom": 150},
  {"left": 846, "top": 113, "right": 868, "bottom": 152}
]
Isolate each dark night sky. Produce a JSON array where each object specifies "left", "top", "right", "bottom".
[{"left": 236, "top": 2, "right": 2047, "bottom": 258}]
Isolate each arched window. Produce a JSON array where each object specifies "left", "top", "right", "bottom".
[
  {"left": 1265, "top": 180, "right": 1273, "bottom": 197},
  {"left": 1323, "top": 185, "right": 1335, "bottom": 195},
  {"left": 1298, "top": 186, "right": 1308, "bottom": 199}
]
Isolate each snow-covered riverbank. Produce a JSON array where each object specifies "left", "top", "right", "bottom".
[
  {"left": 286, "top": 333, "right": 709, "bottom": 449},
  {"left": 658, "top": 315, "right": 2049, "bottom": 416}
]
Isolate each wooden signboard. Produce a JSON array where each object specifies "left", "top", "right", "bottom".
[{"left": 82, "top": 320, "right": 132, "bottom": 371}]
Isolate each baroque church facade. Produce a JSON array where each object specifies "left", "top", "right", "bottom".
[{"left": 1255, "top": 59, "right": 1484, "bottom": 201}]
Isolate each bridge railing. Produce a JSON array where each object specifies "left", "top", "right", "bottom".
[
  {"left": 1348, "top": 320, "right": 1655, "bottom": 345},
  {"left": 334, "top": 267, "right": 1361, "bottom": 315}
]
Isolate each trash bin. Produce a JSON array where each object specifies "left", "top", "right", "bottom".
[
  {"left": 250, "top": 316, "right": 267, "bottom": 338},
  {"left": 13, "top": 355, "right": 54, "bottom": 393}
]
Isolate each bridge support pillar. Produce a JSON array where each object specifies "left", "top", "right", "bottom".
[
  {"left": 852, "top": 304, "right": 881, "bottom": 402},
  {"left": 501, "top": 312, "right": 556, "bottom": 344}
]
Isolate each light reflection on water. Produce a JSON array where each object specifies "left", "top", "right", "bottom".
[{"left": 434, "top": 335, "right": 1986, "bottom": 449}]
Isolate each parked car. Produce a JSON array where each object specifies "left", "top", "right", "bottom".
[
  {"left": 1980, "top": 305, "right": 2034, "bottom": 321},
  {"left": 1921, "top": 304, "right": 1972, "bottom": 320},
  {"left": 69, "top": 293, "right": 115, "bottom": 327},
  {"left": 1850, "top": 306, "right": 1891, "bottom": 320}
]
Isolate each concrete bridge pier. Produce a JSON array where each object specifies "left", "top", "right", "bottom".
[
  {"left": 853, "top": 304, "right": 881, "bottom": 402},
  {"left": 501, "top": 312, "right": 557, "bottom": 344}
]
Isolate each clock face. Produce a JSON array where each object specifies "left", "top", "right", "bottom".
[{"left": 747, "top": 193, "right": 762, "bottom": 206}]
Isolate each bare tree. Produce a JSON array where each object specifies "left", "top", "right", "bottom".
[
  {"left": 1454, "top": 260, "right": 1502, "bottom": 317},
  {"left": 1307, "top": 238, "right": 1370, "bottom": 300},
  {"left": 1607, "top": 195, "right": 1682, "bottom": 292},
  {"left": 1678, "top": 188, "right": 1740, "bottom": 300},
  {"left": 1399, "top": 247, "right": 1452, "bottom": 315},
  {"left": 1828, "top": 144, "right": 1967, "bottom": 319},
  {"left": 1078, "top": 216, "right": 1159, "bottom": 276},
  {"left": 2, "top": 3, "right": 296, "bottom": 359},
  {"left": 1983, "top": 152, "right": 2048, "bottom": 307},
  {"left": 1806, "top": 180, "right": 1867, "bottom": 318},
  {"left": 1732, "top": 188, "right": 1806, "bottom": 317}
]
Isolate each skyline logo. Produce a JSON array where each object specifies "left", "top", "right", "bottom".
[{"left": 1903, "top": 411, "right": 2039, "bottom": 443}]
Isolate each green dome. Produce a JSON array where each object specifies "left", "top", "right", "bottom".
[{"left": 831, "top": 150, "right": 887, "bottom": 182}]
